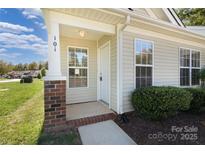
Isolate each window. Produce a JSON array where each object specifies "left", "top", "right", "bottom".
[
  {"left": 135, "top": 39, "right": 153, "bottom": 88},
  {"left": 68, "top": 47, "right": 88, "bottom": 88},
  {"left": 180, "top": 48, "right": 200, "bottom": 86}
]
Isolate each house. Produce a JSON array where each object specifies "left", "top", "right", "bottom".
[{"left": 42, "top": 8, "right": 205, "bottom": 132}]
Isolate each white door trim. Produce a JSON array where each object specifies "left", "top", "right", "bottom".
[{"left": 97, "top": 41, "right": 111, "bottom": 109}]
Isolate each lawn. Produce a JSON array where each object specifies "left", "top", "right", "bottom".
[
  {"left": 0, "top": 79, "right": 80, "bottom": 144},
  {"left": 0, "top": 79, "right": 43, "bottom": 116},
  {"left": 0, "top": 78, "right": 8, "bottom": 81}
]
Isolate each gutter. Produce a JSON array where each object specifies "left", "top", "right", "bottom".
[{"left": 117, "top": 15, "right": 130, "bottom": 114}]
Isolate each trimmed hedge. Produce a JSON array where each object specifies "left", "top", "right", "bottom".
[
  {"left": 132, "top": 86, "right": 192, "bottom": 120},
  {"left": 20, "top": 76, "right": 33, "bottom": 83},
  {"left": 185, "top": 88, "right": 205, "bottom": 113}
]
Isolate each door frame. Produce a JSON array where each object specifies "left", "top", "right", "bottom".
[{"left": 97, "top": 41, "right": 111, "bottom": 109}]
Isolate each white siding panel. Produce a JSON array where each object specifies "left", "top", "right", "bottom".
[{"left": 122, "top": 31, "right": 205, "bottom": 113}]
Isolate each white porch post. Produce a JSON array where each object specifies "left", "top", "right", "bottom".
[{"left": 44, "top": 21, "right": 66, "bottom": 80}]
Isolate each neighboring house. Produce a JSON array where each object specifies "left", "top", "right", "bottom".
[{"left": 42, "top": 8, "right": 205, "bottom": 131}]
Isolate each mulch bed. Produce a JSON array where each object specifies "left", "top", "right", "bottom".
[{"left": 115, "top": 111, "right": 205, "bottom": 145}]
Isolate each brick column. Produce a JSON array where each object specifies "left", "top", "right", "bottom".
[{"left": 44, "top": 80, "right": 66, "bottom": 132}]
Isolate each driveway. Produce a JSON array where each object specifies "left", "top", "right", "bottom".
[
  {"left": 0, "top": 79, "right": 20, "bottom": 83},
  {"left": 78, "top": 120, "right": 136, "bottom": 145}
]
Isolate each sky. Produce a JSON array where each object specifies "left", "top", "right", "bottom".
[{"left": 0, "top": 8, "right": 48, "bottom": 64}]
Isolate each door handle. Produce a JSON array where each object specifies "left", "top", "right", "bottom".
[{"left": 100, "top": 76, "right": 102, "bottom": 81}]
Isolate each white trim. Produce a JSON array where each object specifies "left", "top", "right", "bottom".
[
  {"left": 119, "top": 29, "right": 123, "bottom": 114},
  {"left": 97, "top": 40, "right": 100, "bottom": 101},
  {"left": 134, "top": 38, "right": 154, "bottom": 89},
  {"left": 97, "top": 41, "right": 111, "bottom": 109},
  {"left": 112, "top": 8, "right": 205, "bottom": 40},
  {"left": 43, "top": 10, "right": 115, "bottom": 35},
  {"left": 124, "top": 26, "right": 205, "bottom": 49},
  {"left": 145, "top": 8, "right": 158, "bottom": 19},
  {"left": 168, "top": 8, "right": 185, "bottom": 27},
  {"left": 44, "top": 76, "right": 66, "bottom": 81},
  {"left": 92, "top": 8, "right": 125, "bottom": 18},
  {"left": 162, "top": 8, "right": 179, "bottom": 26},
  {"left": 116, "top": 24, "right": 123, "bottom": 114},
  {"left": 67, "top": 45, "right": 89, "bottom": 89},
  {"left": 179, "top": 47, "right": 201, "bottom": 87}
]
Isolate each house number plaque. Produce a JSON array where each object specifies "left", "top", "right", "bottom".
[{"left": 53, "top": 36, "right": 57, "bottom": 52}]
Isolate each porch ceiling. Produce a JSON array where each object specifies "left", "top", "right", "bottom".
[
  {"left": 49, "top": 8, "right": 125, "bottom": 25},
  {"left": 60, "top": 24, "right": 109, "bottom": 40}
]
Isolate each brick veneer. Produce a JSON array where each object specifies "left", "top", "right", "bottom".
[
  {"left": 66, "top": 113, "right": 117, "bottom": 128},
  {"left": 44, "top": 80, "right": 66, "bottom": 132}
]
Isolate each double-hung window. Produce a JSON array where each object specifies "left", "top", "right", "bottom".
[
  {"left": 180, "top": 48, "right": 200, "bottom": 86},
  {"left": 68, "top": 47, "right": 88, "bottom": 88},
  {"left": 135, "top": 39, "right": 153, "bottom": 88}
]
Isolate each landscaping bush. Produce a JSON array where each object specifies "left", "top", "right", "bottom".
[
  {"left": 41, "top": 68, "right": 46, "bottom": 77},
  {"left": 132, "top": 86, "right": 192, "bottom": 120},
  {"left": 199, "top": 68, "right": 205, "bottom": 88},
  {"left": 37, "top": 73, "right": 42, "bottom": 79},
  {"left": 185, "top": 88, "right": 205, "bottom": 113},
  {"left": 20, "top": 76, "right": 33, "bottom": 83}
]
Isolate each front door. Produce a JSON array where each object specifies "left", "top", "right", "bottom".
[{"left": 99, "top": 42, "right": 110, "bottom": 104}]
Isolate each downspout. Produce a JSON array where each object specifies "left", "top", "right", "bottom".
[{"left": 117, "top": 15, "right": 131, "bottom": 115}]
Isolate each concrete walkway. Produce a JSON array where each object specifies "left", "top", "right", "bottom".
[
  {"left": 78, "top": 120, "right": 136, "bottom": 145},
  {"left": 0, "top": 79, "right": 20, "bottom": 83}
]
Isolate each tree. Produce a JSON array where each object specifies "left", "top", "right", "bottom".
[
  {"left": 175, "top": 8, "right": 205, "bottom": 26},
  {"left": 38, "top": 63, "right": 43, "bottom": 70},
  {"left": 23, "top": 63, "right": 28, "bottom": 71},
  {"left": 13, "top": 63, "right": 24, "bottom": 71},
  {"left": 28, "top": 62, "right": 38, "bottom": 70},
  {"left": 0, "top": 60, "right": 13, "bottom": 75}
]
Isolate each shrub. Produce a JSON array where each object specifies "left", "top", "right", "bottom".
[
  {"left": 37, "top": 73, "right": 42, "bottom": 79},
  {"left": 20, "top": 76, "right": 33, "bottom": 83},
  {"left": 185, "top": 88, "right": 205, "bottom": 113},
  {"left": 132, "top": 86, "right": 192, "bottom": 120},
  {"left": 199, "top": 68, "right": 205, "bottom": 88},
  {"left": 41, "top": 68, "right": 46, "bottom": 77}
]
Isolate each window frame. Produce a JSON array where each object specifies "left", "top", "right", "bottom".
[
  {"left": 67, "top": 46, "right": 89, "bottom": 89},
  {"left": 134, "top": 38, "right": 154, "bottom": 89},
  {"left": 179, "top": 47, "right": 201, "bottom": 87}
]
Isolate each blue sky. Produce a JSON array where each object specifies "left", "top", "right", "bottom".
[{"left": 0, "top": 8, "right": 48, "bottom": 64}]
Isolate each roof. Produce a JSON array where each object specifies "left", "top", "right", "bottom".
[{"left": 187, "top": 26, "right": 205, "bottom": 37}]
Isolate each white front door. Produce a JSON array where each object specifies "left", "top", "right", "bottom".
[{"left": 99, "top": 43, "right": 110, "bottom": 104}]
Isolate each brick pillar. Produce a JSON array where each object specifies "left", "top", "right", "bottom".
[{"left": 44, "top": 80, "right": 66, "bottom": 132}]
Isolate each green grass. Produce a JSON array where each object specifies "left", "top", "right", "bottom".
[
  {"left": 0, "top": 80, "right": 43, "bottom": 116},
  {"left": 0, "top": 78, "right": 8, "bottom": 81},
  {"left": 0, "top": 79, "right": 80, "bottom": 144}
]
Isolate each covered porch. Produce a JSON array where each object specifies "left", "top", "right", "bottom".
[
  {"left": 42, "top": 9, "right": 123, "bottom": 131},
  {"left": 66, "top": 101, "right": 114, "bottom": 121}
]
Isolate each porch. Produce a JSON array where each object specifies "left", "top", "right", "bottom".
[
  {"left": 43, "top": 9, "right": 122, "bottom": 131},
  {"left": 66, "top": 101, "right": 114, "bottom": 121}
]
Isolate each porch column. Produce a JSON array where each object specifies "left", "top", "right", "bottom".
[{"left": 44, "top": 21, "right": 67, "bottom": 132}]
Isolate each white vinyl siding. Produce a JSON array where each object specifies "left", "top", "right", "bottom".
[
  {"left": 122, "top": 31, "right": 205, "bottom": 113},
  {"left": 60, "top": 36, "right": 97, "bottom": 104}
]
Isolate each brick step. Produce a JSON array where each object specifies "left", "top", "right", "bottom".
[{"left": 66, "top": 113, "right": 117, "bottom": 128}]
